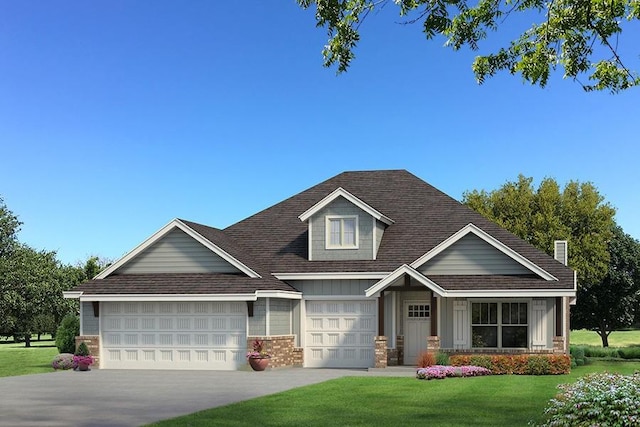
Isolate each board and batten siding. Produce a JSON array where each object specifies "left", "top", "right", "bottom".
[
  {"left": 82, "top": 301, "right": 99, "bottom": 335},
  {"left": 419, "top": 234, "right": 532, "bottom": 275},
  {"left": 309, "top": 197, "right": 374, "bottom": 261},
  {"left": 269, "top": 299, "right": 292, "bottom": 335},
  {"left": 288, "top": 279, "right": 377, "bottom": 296},
  {"left": 116, "top": 228, "right": 242, "bottom": 274}
]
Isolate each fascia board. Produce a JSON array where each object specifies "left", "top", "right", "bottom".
[
  {"left": 77, "top": 293, "right": 259, "bottom": 302},
  {"left": 298, "top": 187, "right": 394, "bottom": 225},
  {"left": 410, "top": 223, "right": 558, "bottom": 281},
  {"left": 365, "top": 265, "right": 447, "bottom": 298},
  {"left": 63, "top": 291, "right": 83, "bottom": 299},
  {"left": 254, "top": 290, "right": 303, "bottom": 300},
  {"left": 96, "top": 219, "right": 260, "bottom": 279},
  {"left": 445, "top": 289, "right": 577, "bottom": 298},
  {"left": 273, "top": 272, "right": 390, "bottom": 280}
]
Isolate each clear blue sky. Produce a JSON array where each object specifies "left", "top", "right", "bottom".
[{"left": 1, "top": 1, "right": 638, "bottom": 265}]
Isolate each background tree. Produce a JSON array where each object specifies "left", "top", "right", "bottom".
[
  {"left": 297, "top": 0, "right": 640, "bottom": 93},
  {"left": 571, "top": 225, "right": 640, "bottom": 346},
  {"left": 463, "top": 175, "right": 616, "bottom": 287},
  {"left": 0, "top": 197, "right": 21, "bottom": 258}
]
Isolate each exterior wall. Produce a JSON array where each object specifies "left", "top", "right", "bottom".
[
  {"left": 75, "top": 336, "right": 100, "bottom": 368},
  {"left": 439, "top": 298, "right": 454, "bottom": 348},
  {"left": 309, "top": 197, "right": 374, "bottom": 261},
  {"left": 116, "top": 228, "right": 241, "bottom": 274},
  {"left": 374, "top": 219, "right": 385, "bottom": 258},
  {"left": 247, "top": 335, "right": 303, "bottom": 368},
  {"left": 384, "top": 292, "right": 394, "bottom": 347},
  {"left": 395, "top": 290, "right": 432, "bottom": 336},
  {"left": 81, "top": 301, "right": 99, "bottom": 335},
  {"left": 248, "top": 299, "right": 266, "bottom": 336},
  {"left": 292, "top": 300, "right": 301, "bottom": 346},
  {"left": 419, "top": 234, "right": 532, "bottom": 275},
  {"left": 269, "top": 299, "right": 292, "bottom": 336},
  {"left": 288, "top": 279, "right": 376, "bottom": 296}
]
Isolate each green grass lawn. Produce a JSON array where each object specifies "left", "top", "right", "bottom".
[
  {"left": 571, "top": 329, "right": 640, "bottom": 347},
  {"left": 148, "top": 361, "right": 640, "bottom": 427},
  {"left": 0, "top": 335, "right": 58, "bottom": 377}
]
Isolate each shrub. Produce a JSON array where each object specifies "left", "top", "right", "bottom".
[
  {"left": 55, "top": 315, "right": 79, "bottom": 354},
  {"left": 75, "top": 341, "right": 90, "bottom": 356},
  {"left": 618, "top": 346, "right": 640, "bottom": 360},
  {"left": 538, "top": 373, "right": 640, "bottom": 426},
  {"left": 416, "top": 365, "right": 491, "bottom": 380},
  {"left": 435, "top": 351, "right": 449, "bottom": 366},
  {"left": 582, "top": 346, "right": 620, "bottom": 358},
  {"left": 449, "top": 354, "right": 570, "bottom": 375},
  {"left": 51, "top": 353, "right": 74, "bottom": 370},
  {"left": 570, "top": 346, "right": 587, "bottom": 366},
  {"left": 417, "top": 351, "right": 436, "bottom": 367}
]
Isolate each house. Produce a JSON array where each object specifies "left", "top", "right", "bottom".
[{"left": 64, "top": 170, "right": 577, "bottom": 370}]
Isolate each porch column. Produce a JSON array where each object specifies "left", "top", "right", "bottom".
[
  {"left": 430, "top": 293, "right": 438, "bottom": 336},
  {"left": 378, "top": 291, "right": 384, "bottom": 336}
]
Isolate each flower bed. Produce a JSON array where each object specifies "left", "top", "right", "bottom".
[
  {"left": 416, "top": 365, "right": 491, "bottom": 380},
  {"left": 449, "top": 354, "right": 571, "bottom": 375}
]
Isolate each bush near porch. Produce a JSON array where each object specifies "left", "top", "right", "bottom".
[{"left": 449, "top": 354, "right": 571, "bottom": 375}]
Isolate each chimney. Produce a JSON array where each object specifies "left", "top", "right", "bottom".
[{"left": 554, "top": 240, "right": 568, "bottom": 265}]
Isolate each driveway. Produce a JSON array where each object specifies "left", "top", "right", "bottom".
[{"left": 0, "top": 367, "right": 413, "bottom": 427}]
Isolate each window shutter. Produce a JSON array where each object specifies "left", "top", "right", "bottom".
[
  {"left": 453, "top": 300, "right": 469, "bottom": 348},
  {"left": 532, "top": 299, "right": 547, "bottom": 346}
]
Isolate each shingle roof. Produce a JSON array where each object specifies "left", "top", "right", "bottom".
[{"left": 75, "top": 169, "right": 575, "bottom": 295}]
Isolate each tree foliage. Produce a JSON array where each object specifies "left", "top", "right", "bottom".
[
  {"left": 297, "top": 0, "right": 640, "bottom": 92},
  {"left": 571, "top": 225, "right": 640, "bottom": 346},
  {"left": 463, "top": 175, "right": 616, "bottom": 287}
]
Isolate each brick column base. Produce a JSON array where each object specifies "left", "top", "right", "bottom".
[
  {"left": 247, "top": 335, "right": 303, "bottom": 368},
  {"left": 375, "top": 336, "right": 388, "bottom": 368},
  {"left": 75, "top": 336, "right": 100, "bottom": 368},
  {"left": 553, "top": 336, "right": 566, "bottom": 354},
  {"left": 427, "top": 336, "right": 440, "bottom": 352}
]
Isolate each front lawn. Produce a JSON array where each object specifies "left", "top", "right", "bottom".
[
  {"left": 571, "top": 329, "right": 640, "bottom": 347},
  {"left": 0, "top": 335, "right": 58, "bottom": 377},
  {"left": 148, "top": 361, "right": 640, "bottom": 427}
]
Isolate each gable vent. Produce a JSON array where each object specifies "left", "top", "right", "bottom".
[{"left": 554, "top": 241, "right": 568, "bottom": 266}]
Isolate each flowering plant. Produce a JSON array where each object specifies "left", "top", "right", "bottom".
[
  {"left": 416, "top": 365, "right": 491, "bottom": 380},
  {"left": 73, "top": 355, "right": 94, "bottom": 367},
  {"left": 246, "top": 339, "right": 270, "bottom": 359}
]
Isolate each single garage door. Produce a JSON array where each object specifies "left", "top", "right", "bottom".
[
  {"left": 101, "top": 301, "right": 246, "bottom": 370},
  {"left": 304, "top": 300, "right": 376, "bottom": 368}
]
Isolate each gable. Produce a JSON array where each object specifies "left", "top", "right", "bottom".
[
  {"left": 418, "top": 233, "right": 533, "bottom": 276},
  {"left": 114, "top": 228, "right": 242, "bottom": 275}
]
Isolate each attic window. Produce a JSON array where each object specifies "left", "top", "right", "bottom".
[{"left": 326, "top": 216, "right": 358, "bottom": 249}]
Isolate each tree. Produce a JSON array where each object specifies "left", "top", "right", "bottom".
[
  {"left": 572, "top": 225, "right": 640, "bottom": 346},
  {"left": 296, "top": 0, "right": 640, "bottom": 93},
  {"left": 463, "top": 175, "right": 616, "bottom": 287},
  {"left": 0, "top": 197, "right": 21, "bottom": 258}
]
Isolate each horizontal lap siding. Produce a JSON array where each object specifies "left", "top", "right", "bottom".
[
  {"left": 419, "top": 234, "right": 531, "bottom": 275},
  {"left": 269, "top": 299, "right": 292, "bottom": 335},
  {"left": 289, "top": 279, "right": 377, "bottom": 296},
  {"left": 117, "top": 228, "right": 241, "bottom": 274},
  {"left": 248, "top": 299, "right": 266, "bottom": 336},
  {"left": 82, "top": 301, "right": 99, "bottom": 335}
]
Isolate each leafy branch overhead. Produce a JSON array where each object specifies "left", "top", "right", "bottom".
[{"left": 297, "top": 0, "right": 640, "bottom": 92}]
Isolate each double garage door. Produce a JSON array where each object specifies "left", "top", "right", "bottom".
[
  {"left": 305, "top": 300, "right": 377, "bottom": 368},
  {"left": 101, "top": 301, "right": 246, "bottom": 370}
]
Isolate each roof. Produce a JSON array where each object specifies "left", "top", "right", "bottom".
[{"left": 71, "top": 169, "right": 576, "bottom": 296}]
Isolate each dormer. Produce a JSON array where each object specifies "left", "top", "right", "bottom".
[{"left": 299, "top": 187, "right": 394, "bottom": 261}]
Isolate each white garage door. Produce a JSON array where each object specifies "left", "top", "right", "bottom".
[
  {"left": 304, "top": 300, "right": 376, "bottom": 368},
  {"left": 101, "top": 301, "right": 246, "bottom": 370}
]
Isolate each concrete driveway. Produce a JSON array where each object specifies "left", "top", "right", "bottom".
[{"left": 0, "top": 367, "right": 411, "bottom": 427}]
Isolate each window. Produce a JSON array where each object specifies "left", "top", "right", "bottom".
[
  {"left": 326, "top": 216, "right": 358, "bottom": 249},
  {"left": 407, "top": 304, "right": 430, "bottom": 318},
  {"left": 472, "top": 302, "right": 528, "bottom": 348}
]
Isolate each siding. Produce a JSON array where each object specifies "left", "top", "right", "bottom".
[
  {"left": 439, "top": 298, "right": 454, "bottom": 348},
  {"left": 288, "top": 279, "right": 376, "bottom": 296},
  {"left": 374, "top": 219, "right": 385, "bottom": 258},
  {"left": 292, "top": 300, "right": 301, "bottom": 346},
  {"left": 248, "top": 299, "right": 266, "bottom": 336},
  {"left": 269, "top": 299, "right": 292, "bottom": 335},
  {"left": 116, "top": 228, "right": 241, "bottom": 274},
  {"left": 419, "top": 234, "right": 532, "bottom": 275},
  {"left": 309, "top": 197, "right": 374, "bottom": 261},
  {"left": 82, "top": 301, "right": 99, "bottom": 335}
]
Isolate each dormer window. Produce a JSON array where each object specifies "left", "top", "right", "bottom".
[{"left": 326, "top": 216, "right": 358, "bottom": 249}]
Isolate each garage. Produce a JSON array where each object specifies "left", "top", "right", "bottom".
[
  {"left": 101, "top": 301, "right": 247, "bottom": 370},
  {"left": 304, "top": 300, "right": 376, "bottom": 368}
]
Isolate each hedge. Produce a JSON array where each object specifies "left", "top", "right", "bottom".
[{"left": 449, "top": 354, "right": 571, "bottom": 375}]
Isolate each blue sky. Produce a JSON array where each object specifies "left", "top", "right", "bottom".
[{"left": 1, "top": 1, "right": 638, "bottom": 265}]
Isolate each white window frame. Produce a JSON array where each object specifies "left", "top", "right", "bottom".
[
  {"left": 470, "top": 300, "right": 529, "bottom": 349},
  {"left": 325, "top": 215, "right": 359, "bottom": 249}
]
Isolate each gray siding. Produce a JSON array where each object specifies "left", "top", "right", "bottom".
[
  {"left": 82, "top": 301, "right": 99, "bottom": 335},
  {"left": 439, "top": 298, "right": 454, "bottom": 348},
  {"left": 374, "top": 220, "right": 385, "bottom": 258},
  {"left": 269, "top": 299, "right": 292, "bottom": 335},
  {"left": 310, "top": 197, "right": 374, "bottom": 261},
  {"left": 116, "top": 228, "right": 242, "bottom": 274},
  {"left": 419, "top": 234, "right": 532, "bottom": 275},
  {"left": 384, "top": 292, "right": 393, "bottom": 346},
  {"left": 292, "top": 300, "right": 301, "bottom": 346},
  {"left": 288, "top": 279, "right": 376, "bottom": 296},
  {"left": 248, "top": 299, "right": 266, "bottom": 336}
]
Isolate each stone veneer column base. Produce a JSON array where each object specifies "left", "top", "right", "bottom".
[
  {"left": 375, "top": 336, "right": 388, "bottom": 368},
  {"left": 427, "top": 336, "right": 441, "bottom": 352},
  {"left": 553, "top": 336, "right": 566, "bottom": 354},
  {"left": 75, "top": 336, "right": 100, "bottom": 368},
  {"left": 247, "top": 335, "right": 303, "bottom": 368}
]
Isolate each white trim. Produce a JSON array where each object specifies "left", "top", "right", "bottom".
[
  {"left": 63, "top": 291, "right": 83, "bottom": 299},
  {"left": 303, "top": 295, "right": 371, "bottom": 301},
  {"left": 436, "top": 296, "right": 441, "bottom": 337},
  {"left": 273, "top": 272, "right": 390, "bottom": 280},
  {"left": 265, "top": 297, "right": 270, "bottom": 336},
  {"left": 96, "top": 219, "right": 261, "bottom": 279},
  {"left": 410, "top": 223, "right": 558, "bottom": 281},
  {"left": 445, "top": 289, "right": 575, "bottom": 298},
  {"left": 254, "top": 290, "right": 303, "bottom": 300},
  {"left": 298, "top": 187, "right": 394, "bottom": 225},
  {"left": 73, "top": 290, "right": 302, "bottom": 302},
  {"left": 390, "top": 291, "right": 396, "bottom": 348},
  {"left": 79, "top": 301, "right": 84, "bottom": 336},
  {"left": 308, "top": 220, "right": 313, "bottom": 261},
  {"left": 365, "top": 265, "right": 448, "bottom": 298},
  {"left": 325, "top": 215, "right": 359, "bottom": 249},
  {"left": 300, "top": 298, "right": 306, "bottom": 348},
  {"left": 372, "top": 216, "right": 377, "bottom": 260}
]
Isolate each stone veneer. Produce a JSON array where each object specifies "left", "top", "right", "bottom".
[
  {"left": 75, "top": 335, "right": 100, "bottom": 368},
  {"left": 553, "top": 336, "right": 566, "bottom": 353},
  {"left": 247, "top": 335, "right": 303, "bottom": 368},
  {"left": 374, "top": 336, "right": 388, "bottom": 368}
]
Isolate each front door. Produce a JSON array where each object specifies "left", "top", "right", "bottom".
[{"left": 404, "top": 301, "right": 431, "bottom": 365}]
